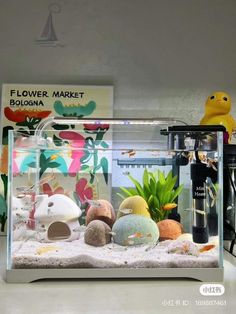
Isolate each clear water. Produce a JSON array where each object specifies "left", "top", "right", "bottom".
[{"left": 7, "top": 129, "right": 223, "bottom": 270}]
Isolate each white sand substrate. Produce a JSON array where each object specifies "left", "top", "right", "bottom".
[{"left": 11, "top": 234, "right": 219, "bottom": 269}]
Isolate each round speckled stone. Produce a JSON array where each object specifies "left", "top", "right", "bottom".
[
  {"left": 84, "top": 220, "right": 112, "bottom": 247},
  {"left": 112, "top": 214, "right": 159, "bottom": 246}
]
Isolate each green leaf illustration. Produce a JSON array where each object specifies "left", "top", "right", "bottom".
[
  {"left": 40, "top": 153, "right": 47, "bottom": 165},
  {"left": 100, "top": 141, "right": 109, "bottom": 149},
  {"left": 85, "top": 137, "right": 94, "bottom": 148},
  {"left": 80, "top": 150, "right": 92, "bottom": 163},
  {"left": 81, "top": 165, "right": 90, "bottom": 172},
  {"left": 100, "top": 157, "right": 108, "bottom": 184},
  {"left": 53, "top": 135, "right": 64, "bottom": 146},
  {"left": 52, "top": 124, "right": 69, "bottom": 130},
  {"left": 48, "top": 162, "right": 61, "bottom": 168}
]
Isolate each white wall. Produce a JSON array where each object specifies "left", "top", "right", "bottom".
[{"left": 0, "top": 0, "right": 236, "bottom": 122}]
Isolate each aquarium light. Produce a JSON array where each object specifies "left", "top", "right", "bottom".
[
  {"left": 35, "top": 116, "right": 186, "bottom": 140},
  {"left": 52, "top": 117, "right": 183, "bottom": 125}
]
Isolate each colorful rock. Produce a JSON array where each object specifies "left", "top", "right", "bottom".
[
  {"left": 117, "top": 195, "right": 150, "bottom": 219},
  {"left": 86, "top": 199, "right": 116, "bottom": 228},
  {"left": 157, "top": 219, "right": 183, "bottom": 241},
  {"left": 112, "top": 214, "right": 159, "bottom": 246}
]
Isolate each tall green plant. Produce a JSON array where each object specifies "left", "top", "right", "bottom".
[{"left": 118, "top": 169, "right": 184, "bottom": 222}]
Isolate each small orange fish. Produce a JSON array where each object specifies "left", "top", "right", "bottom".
[
  {"left": 128, "top": 232, "right": 153, "bottom": 239},
  {"left": 128, "top": 232, "right": 144, "bottom": 239},
  {"left": 199, "top": 244, "right": 216, "bottom": 253},
  {"left": 182, "top": 243, "right": 190, "bottom": 253},
  {"left": 121, "top": 149, "right": 136, "bottom": 157},
  {"left": 161, "top": 203, "right": 177, "bottom": 211}
]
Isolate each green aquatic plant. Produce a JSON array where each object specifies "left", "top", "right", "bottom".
[{"left": 118, "top": 169, "right": 184, "bottom": 222}]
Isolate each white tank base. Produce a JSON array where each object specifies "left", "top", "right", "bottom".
[{"left": 6, "top": 267, "right": 224, "bottom": 283}]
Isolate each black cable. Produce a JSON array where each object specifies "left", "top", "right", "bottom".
[
  {"left": 225, "top": 164, "right": 236, "bottom": 254},
  {"left": 226, "top": 164, "right": 236, "bottom": 195},
  {"left": 230, "top": 239, "right": 235, "bottom": 254}
]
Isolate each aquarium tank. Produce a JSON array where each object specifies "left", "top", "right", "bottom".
[{"left": 6, "top": 117, "right": 224, "bottom": 282}]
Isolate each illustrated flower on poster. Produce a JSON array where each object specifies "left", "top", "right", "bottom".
[
  {"left": 39, "top": 150, "right": 68, "bottom": 177},
  {"left": 83, "top": 123, "right": 110, "bottom": 132},
  {"left": 84, "top": 123, "right": 110, "bottom": 142},
  {"left": 19, "top": 150, "right": 68, "bottom": 178},
  {"left": 0, "top": 146, "right": 9, "bottom": 175},
  {"left": 54, "top": 100, "right": 96, "bottom": 117},
  {"left": 41, "top": 182, "right": 70, "bottom": 197},
  {"left": 58, "top": 131, "right": 85, "bottom": 176},
  {"left": 0, "top": 84, "right": 113, "bottom": 233},
  {"left": 81, "top": 124, "right": 110, "bottom": 184},
  {"left": 75, "top": 178, "right": 93, "bottom": 204},
  {"left": 4, "top": 107, "right": 51, "bottom": 133},
  {"left": 0, "top": 146, "right": 19, "bottom": 175},
  {"left": 73, "top": 177, "right": 93, "bottom": 225}
]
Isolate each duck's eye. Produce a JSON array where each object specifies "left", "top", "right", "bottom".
[
  {"left": 48, "top": 202, "right": 54, "bottom": 207},
  {"left": 210, "top": 96, "right": 215, "bottom": 99},
  {"left": 223, "top": 97, "right": 228, "bottom": 101}
]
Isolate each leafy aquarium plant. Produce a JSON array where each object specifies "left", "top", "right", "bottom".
[{"left": 118, "top": 169, "right": 184, "bottom": 222}]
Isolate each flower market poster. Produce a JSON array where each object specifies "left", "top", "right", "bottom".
[
  {"left": 1, "top": 84, "right": 113, "bottom": 130},
  {"left": 0, "top": 84, "right": 113, "bottom": 231}
]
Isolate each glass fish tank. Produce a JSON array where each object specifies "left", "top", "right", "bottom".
[{"left": 6, "top": 118, "right": 224, "bottom": 282}]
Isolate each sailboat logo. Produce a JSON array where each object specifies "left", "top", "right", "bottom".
[{"left": 36, "top": 3, "right": 63, "bottom": 47}]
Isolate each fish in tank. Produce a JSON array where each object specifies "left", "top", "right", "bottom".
[{"left": 6, "top": 118, "right": 224, "bottom": 282}]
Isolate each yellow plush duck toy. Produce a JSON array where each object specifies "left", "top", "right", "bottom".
[{"left": 200, "top": 91, "right": 236, "bottom": 143}]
